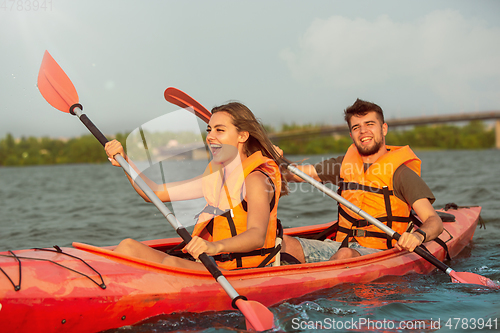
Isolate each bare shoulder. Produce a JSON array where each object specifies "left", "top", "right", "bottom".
[
  {"left": 243, "top": 171, "right": 274, "bottom": 204},
  {"left": 245, "top": 171, "right": 272, "bottom": 191}
]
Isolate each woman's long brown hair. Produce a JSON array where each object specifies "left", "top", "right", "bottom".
[{"left": 212, "top": 102, "right": 289, "bottom": 196}]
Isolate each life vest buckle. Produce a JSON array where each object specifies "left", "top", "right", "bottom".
[
  {"left": 352, "top": 229, "right": 367, "bottom": 237},
  {"left": 218, "top": 253, "right": 232, "bottom": 262}
]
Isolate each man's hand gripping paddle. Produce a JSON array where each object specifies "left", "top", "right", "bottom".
[
  {"left": 37, "top": 51, "right": 274, "bottom": 331},
  {"left": 164, "top": 87, "right": 499, "bottom": 289}
]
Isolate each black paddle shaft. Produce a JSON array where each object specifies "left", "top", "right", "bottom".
[
  {"left": 392, "top": 232, "right": 450, "bottom": 273},
  {"left": 70, "top": 104, "right": 109, "bottom": 146},
  {"left": 176, "top": 228, "right": 223, "bottom": 279},
  {"left": 286, "top": 162, "right": 453, "bottom": 275}
]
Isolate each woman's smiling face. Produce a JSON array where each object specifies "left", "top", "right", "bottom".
[{"left": 206, "top": 111, "right": 248, "bottom": 165}]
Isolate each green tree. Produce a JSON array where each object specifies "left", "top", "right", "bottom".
[
  {"left": 0, "top": 121, "right": 493, "bottom": 166},
  {"left": 64, "top": 135, "right": 107, "bottom": 164}
]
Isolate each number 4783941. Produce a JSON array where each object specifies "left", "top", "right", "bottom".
[
  {"left": 445, "top": 317, "right": 498, "bottom": 330},
  {"left": 1, "top": 0, "right": 53, "bottom": 11}
]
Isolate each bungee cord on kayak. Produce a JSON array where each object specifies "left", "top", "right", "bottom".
[
  {"left": 34, "top": 50, "right": 275, "bottom": 332},
  {"left": 2, "top": 50, "right": 498, "bottom": 333},
  {"left": 0, "top": 251, "right": 21, "bottom": 291},
  {"left": 0, "top": 246, "right": 106, "bottom": 291}
]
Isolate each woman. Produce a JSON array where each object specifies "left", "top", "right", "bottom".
[{"left": 105, "top": 102, "right": 288, "bottom": 270}]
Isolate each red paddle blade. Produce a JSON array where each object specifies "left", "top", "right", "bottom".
[
  {"left": 235, "top": 299, "right": 274, "bottom": 331},
  {"left": 450, "top": 271, "right": 499, "bottom": 289},
  {"left": 164, "top": 87, "right": 211, "bottom": 123},
  {"left": 37, "top": 50, "right": 79, "bottom": 113}
]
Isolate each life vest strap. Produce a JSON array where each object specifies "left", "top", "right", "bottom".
[
  {"left": 338, "top": 203, "right": 410, "bottom": 249},
  {"left": 338, "top": 206, "right": 413, "bottom": 227},
  {"left": 194, "top": 166, "right": 280, "bottom": 269},
  {"left": 194, "top": 205, "right": 228, "bottom": 220},
  {"left": 339, "top": 181, "right": 393, "bottom": 195},
  {"left": 212, "top": 247, "right": 277, "bottom": 262},
  {"left": 312, "top": 221, "right": 339, "bottom": 241},
  {"left": 338, "top": 226, "right": 389, "bottom": 240},
  {"left": 338, "top": 181, "right": 406, "bottom": 248},
  {"left": 382, "top": 186, "right": 394, "bottom": 248},
  {"left": 211, "top": 219, "right": 284, "bottom": 268},
  {"left": 258, "top": 219, "right": 284, "bottom": 267}
]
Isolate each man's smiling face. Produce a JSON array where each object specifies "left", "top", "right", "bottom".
[{"left": 349, "top": 111, "right": 388, "bottom": 157}]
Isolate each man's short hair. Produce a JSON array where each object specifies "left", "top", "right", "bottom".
[{"left": 344, "top": 99, "right": 385, "bottom": 130}]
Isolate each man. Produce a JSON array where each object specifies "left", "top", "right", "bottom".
[{"left": 281, "top": 99, "right": 443, "bottom": 263}]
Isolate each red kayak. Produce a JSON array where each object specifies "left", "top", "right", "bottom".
[{"left": 0, "top": 206, "right": 482, "bottom": 332}]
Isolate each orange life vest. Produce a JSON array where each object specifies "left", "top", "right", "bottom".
[
  {"left": 192, "top": 151, "right": 281, "bottom": 270},
  {"left": 336, "top": 144, "right": 421, "bottom": 249}
]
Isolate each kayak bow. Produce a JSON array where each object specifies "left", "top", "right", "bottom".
[
  {"left": 36, "top": 50, "right": 274, "bottom": 331},
  {"left": 0, "top": 206, "right": 484, "bottom": 332}
]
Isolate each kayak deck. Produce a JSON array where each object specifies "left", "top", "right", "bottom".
[{"left": 0, "top": 206, "right": 481, "bottom": 332}]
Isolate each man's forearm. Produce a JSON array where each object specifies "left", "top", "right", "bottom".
[{"left": 418, "top": 215, "right": 444, "bottom": 242}]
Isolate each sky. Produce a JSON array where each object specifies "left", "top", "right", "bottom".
[{"left": 1, "top": 0, "right": 499, "bottom": 139}]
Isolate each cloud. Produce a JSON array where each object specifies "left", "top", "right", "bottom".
[{"left": 280, "top": 9, "right": 500, "bottom": 110}]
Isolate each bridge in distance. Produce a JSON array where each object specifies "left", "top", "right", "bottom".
[
  {"left": 268, "top": 110, "right": 500, "bottom": 149},
  {"left": 153, "top": 110, "right": 500, "bottom": 160}
]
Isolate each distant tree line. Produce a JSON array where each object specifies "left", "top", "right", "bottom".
[
  {"left": 0, "top": 121, "right": 495, "bottom": 166},
  {"left": 269, "top": 120, "right": 495, "bottom": 155},
  {"left": 386, "top": 120, "right": 495, "bottom": 150},
  {"left": 0, "top": 132, "right": 128, "bottom": 166}
]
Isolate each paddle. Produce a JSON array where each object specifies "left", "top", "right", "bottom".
[
  {"left": 37, "top": 51, "right": 275, "bottom": 331},
  {"left": 281, "top": 166, "right": 499, "bottom": 288},
  {"left": 163, "top": 87, "right": 499, "bottom": 289},
  {"left": 164, "top": 87, "right": 212, "bottom": 123}
]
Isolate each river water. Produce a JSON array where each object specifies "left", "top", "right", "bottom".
[{"left": 1, "top": 149, "right": 499, "bottom": 332}]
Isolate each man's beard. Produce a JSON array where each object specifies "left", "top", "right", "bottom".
[{"left": 354, "top": 133, "right": 383, "bottom": 156}]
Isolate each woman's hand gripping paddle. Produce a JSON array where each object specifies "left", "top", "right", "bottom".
[
  {"left": 164, "top": 87, "right": 499, "bottom": 289},
  {"left": 37, "top": 51, "right": 274, "bottom": 331},
  {"left": 164, "top": 87, "right": 275, "bottom": 329}
]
